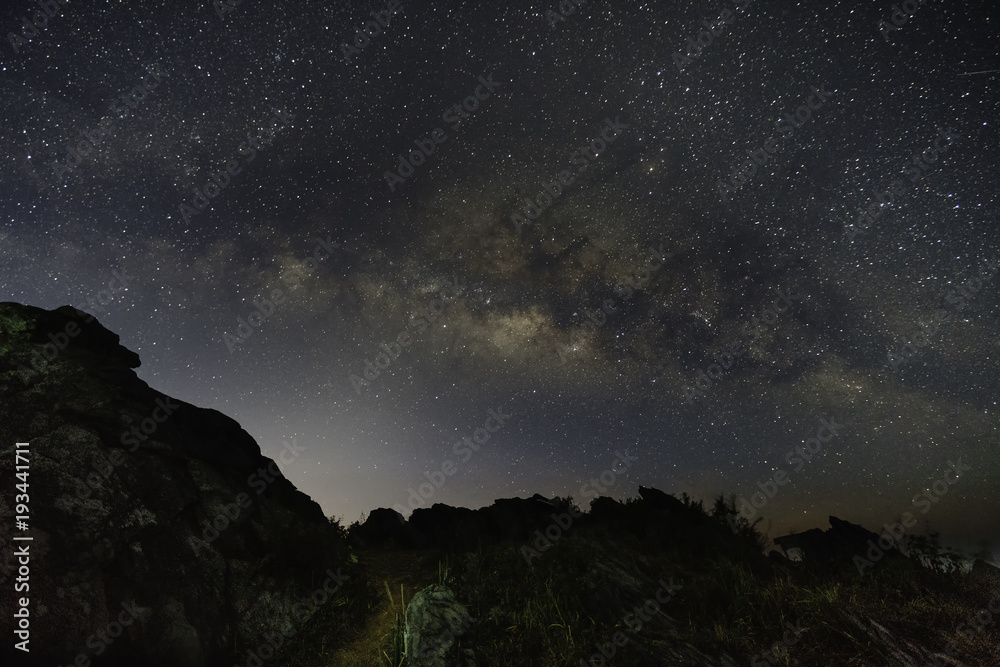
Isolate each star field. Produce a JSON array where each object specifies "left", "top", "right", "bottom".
[{"left": 1, "top": 0, "right": 998, "bottom": 554}]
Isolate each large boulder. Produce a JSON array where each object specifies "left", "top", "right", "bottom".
[
  {"left": 587, "top": 495, "right": 627, "bottom": 522},
  {"left": 773, "top": 516, "right": 894, "bottom": 567},
  {"left": 969, "top": 558, "right": 1000, "bottom": 600},
  {"left": 409, "top": 504, "right": 478, "bottom": 550},
  {"left": 404, "top": 584, "right": 474, "bottom": 667},
  {"left": 637, "top": 485, "right": 687, "bottom": 513},
  {"left": 478, "top": 494, "right": 572, "bottom": 542},
  {"left": 352, "top": 507, "right": 426, "bottom": 548},
  {"left": 0, "top": 303, "right": 354, "bottom": 666},
  {"left": 354, "top": 494, "right": 583, "bottom": 552}
]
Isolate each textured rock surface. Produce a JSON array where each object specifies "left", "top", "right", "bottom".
[
  {"left": 355, "top": 493, "right": 578, "bottom": 551},
  {"left": 351, "top": 507, "right": 426, "bottom": 549},
  {"left": 404, "top": 584, "right": 474, "bottom": 667},
  {"left": 0, "top": 303, "right": 353, "bottom": 666},
  {"left": 772, "top": 515, "right": 897, "bottom": 566}
]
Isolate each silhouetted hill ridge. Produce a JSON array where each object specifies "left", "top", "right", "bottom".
[{"left": 0, "top": 302, "right": 359, "bottom": 667}]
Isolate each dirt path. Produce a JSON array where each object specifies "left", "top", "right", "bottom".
[{"left": 329, "top": 549, "right": 444, "bottom": 666}]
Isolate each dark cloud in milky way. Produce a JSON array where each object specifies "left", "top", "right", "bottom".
[{"left": 1, "top": 0, "right": 998, "bottom": 556}]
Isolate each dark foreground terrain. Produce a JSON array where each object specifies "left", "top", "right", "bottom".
[{"left": 2, "top": 302, "right": 998, "bottom": 666}]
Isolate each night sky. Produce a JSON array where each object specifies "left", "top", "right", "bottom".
[{"left": 2, "top": 0, "right": 998, "bottom": 555}]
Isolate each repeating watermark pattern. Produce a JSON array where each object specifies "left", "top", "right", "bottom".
[
  {"left": 717, "top": 85, "right": 834, "bottom": 202},
  {"left": 622, "top": 578, "right": 682, "bottom": 632},
  {"left": 237, "top": 565, "right": 351, "bottom": 667},
  {"left": 54, "top": 397, "right": 179, "bottom": 510},
  {"left": 580, "top": 577, "right": 682, "bottom": 666},
  {"left": 14, "top": 269, "right": 135, "bottom": 384},
  {"left": 74, "top": 269, "right": 135, "bottom": 320},
  {"left": 521, "top": 450, "right": 637, "bottom": 565},
  {"left": 177, "top": 108, "right": 295, "bottom": 224},
  {"left": 440, "top": 76, "right": 502, "bottom": 131},
  {"left": 844, "top": 127, "right": 956, "bottom": 240},
  {"left": 340, "top": 0, "right": 403, "bottom": 63},
  {"left": 520, "top": 503, "right": 584, "bottom": 566},
  {"left": 917, "top": 594, "right": 1000, "bottom": 665},
  {"left": 348, "top": 276, "right": 467, "bottom": 393},
  {"left": 673, "top": 0, "right": 756, "bottom": 72},
  {"left": 6, "top": 0, "right": 70, "bottom": 54},
  {"left": 50, "top": 596, "right": 145, "bottom": 664},
  {"left": 510, "top": 116, "right": 629, "bottom": 232},
  {"left": 2, "top": 531, "right": 115, "bottom": 592},
  {"left": 750, "top": 619, "right": 808, "bottom": 666},
  {"left": 681, "top": 287, "right": 800, "bottom": 404},
  {"left": 853, "top": 459, "right": 971, "bottom": 575},
  {"left": 849, "top": 614, "right": 924, "bottom": 666},
  {"left": 954, "top": 595, "right": 1000, "bottom": 643},
  {"left": 854, "top": 516, "right": 915, "bottom": 575},
  {"left": 887, "top": 257, "right": 998, "bottom": 371},
  {"left": 222, "top": 236, "right": 340, "bottom": 353},
  {"left": 119, "top": 396, "right": 179, "bottom": 449},
  {"left": 409, "top": 602, "right": 476, "bottom": 665},
  {"left": 740, "top": 289, "right": 801, "bottom": 342},
  {"left": 14, "top": 318, "right": 83, "bottom": 385},
  {"left": 11, "top": 441, "right": 31, "bottom": 653},
  {"left": 384, "top": 74, "right": 501, "bottom": 192},
  {"left": 556, "top": 242, "right": 673, "bottom": 365},
  {"left": 910, "top": 459, "right": 970, "bottom": 515},
  {"left": 676, "top": 339, "right": 745, "bottom": 404},
  {"left": 727, "top": 417, "right": 847, "bottom": 533},
  {"left": 50, "top": 64, "right": 168, "bottom": 186},
  {"left": 188, "top": 437, "right": 306, "bottom": 555},
  {"left": 579, "top": 451, "right": 638, "bottom": 504},
  {"left": 393, "top": 408, "right": 512, "bottom": 514},
  {"left": 878, "top": 0, "right": 933, "bottom": 41},
  {"left": 223, "top": 291, "right": 290, "bottom": 353}
]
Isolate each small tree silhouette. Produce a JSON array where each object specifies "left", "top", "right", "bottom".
[
  {"left": 904, "top": 524, "right": 964, "bottom": 574},
  {"left": 711, "top": 493, "right": 767, "bottom": 552}
]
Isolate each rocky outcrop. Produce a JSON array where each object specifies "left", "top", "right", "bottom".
[
  {"left": 969, "top": 558, "right": 1000, "bottom": 602},
  {"left": 773, "top": 516, "right": 897, "bottom": 567},
  {"left": 350, "top": 507, "right": 426, "bottom": 549},
  {"left": 636, "top": 485, "right": 687, "bottom": 512},
  {"left": 410, "top": 504, "right": 479, "bottom": 548},
  {"left": 353, "top": 494, "right": 580, "bottom": 552},
  {"left": 478, "top": 494, "right": 568, "bottom": 542},
  {"left": 0, "top": 303, "right": 354, "bottom": 666},
  {"left": 587, "top": 495, "right": 627, "bottom": 522},
  {"left": 971, "top": 559, "right": 1000, "bottom": 585}
]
